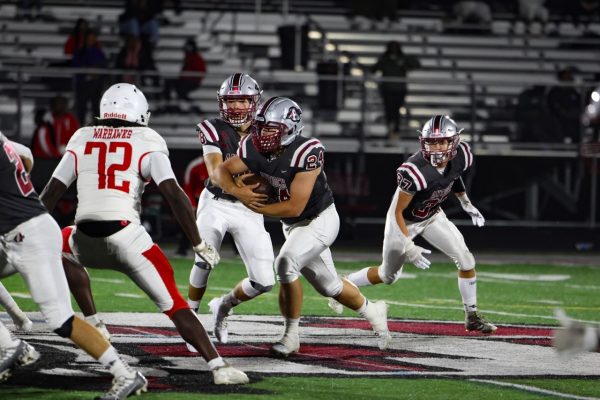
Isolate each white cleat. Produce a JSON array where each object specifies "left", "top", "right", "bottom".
[
  {"left": 94, "top": 371, "right": 148, "bottom": 400},
  {"left": 212, "top": 364, "right": 249, "bottom": 385},
  {"left": 553, "top": 309, "right": 599, "bottom": 357},
  {"left": 365, "top": 301, "right": 391, "bottom": 350},
  {"left": 328, "top": 298, "right": 344, "bottom": 315},
  {"left": 0, "top": 340, "right": 40, "bottom": 382},
  {"left": 208, "top": 296, "right": 231, "bottom": 344},
  {"left": 270, "top": 333, "right": 300, "bottom": 358}
]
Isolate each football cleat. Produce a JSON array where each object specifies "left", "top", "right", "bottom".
[
  {"left": 465, "top": 311, "right": 497, "bottom": 334},
  {"left": 364, "top": 301, "right": 391, "bottom": 350},
  {"left": 212, "top": 364, "right": 249, "bottom": 385},
  {"left": 208, "top": 296, "right": 231, "bottom": 344},
  {"left": 328, "top": 298, "right": 344, "bottom": 315},
  {"left": 553, "top": 309, "right": 599, "bottom": 356},
  {"left": 95, "top": 321, "right": 112, "bottom": 342},
  {"left": 0, "top": 340, "right": 40, "bottom": 382},
  {"left": 270, "top": 333, "right": 300, "bottom": 358},
  {"left": 94, "top": 371, "right": 147, "bottom": 400}
]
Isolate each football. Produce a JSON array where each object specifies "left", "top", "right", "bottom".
[{"left": 242, "top": 173, "right": 277, "bottom": 203}]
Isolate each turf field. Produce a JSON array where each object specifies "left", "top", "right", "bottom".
[{"left": 1, "top": 254, "right": 599, "bottom": 399}]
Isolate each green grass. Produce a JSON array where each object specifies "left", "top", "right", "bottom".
[
  {"left": 4, "top": 257, "right": 598, "bottom": 324},
  {"left": 2, "top": 256, "right": 599, "bottom": 399}
]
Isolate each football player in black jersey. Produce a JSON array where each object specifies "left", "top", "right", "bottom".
[
  {"left": 331, "top": 115, "right": 497, "bottom": 334},
  {"left": 213, "top": 97, "right": 391, "bottom": 357},
  {"left": 0, "top": 132, "right": 147, "bottom": 396},
  {"left": 189, "top": 73, "right": 275, "bottom": 347}
]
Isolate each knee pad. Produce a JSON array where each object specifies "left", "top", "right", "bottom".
[
  {"left": 456, "top": 249, "right": 476, "bottom": 271},
  {"left": 379, "top": 265, "right": 403, "bottom": 285},
  {"left": 53, "top": 315, "right": 75, "bottom": 338},
  {"left": 241, "top": 278, "right": 273, "bottom": 298},
  {"left": 304, "top": 270, "right": 343, "bottom": 298},
  {"left": 275, "top": 255, "right": 299, "bottom": 284}
]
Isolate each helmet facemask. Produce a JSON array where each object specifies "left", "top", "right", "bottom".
[
  {"left": 420, "top": 136, "right": 460, "bottom": 166},
  {"left": 251, "top": 119, "right": 288, "bottom": 154},
  {"left": 218, "top": 94, "right": 259, "bottom": 128}
]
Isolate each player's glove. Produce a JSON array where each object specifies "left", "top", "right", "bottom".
[
  {"left": 458, "top": 196, "right": 485, "bottom": 227},
  {"left": 404, "top": 240, "right": 431, "bottom": 270},
  {"left": 193, "top": 241, "right": 220, "bottom": 268}
]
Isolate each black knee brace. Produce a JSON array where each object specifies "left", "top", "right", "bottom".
[
  {"left": 194, "top": 260, "right": 210, "bottom": 270},
  {"left": 54, "top": 315, "right": 75, "bottom": 338}
]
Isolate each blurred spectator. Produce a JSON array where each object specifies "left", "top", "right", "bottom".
[
  {"left": 114, "top": 35, "right": 158, "bottom": 85},
  {"left": 349, "top": 0, "right": 398, "bottom": 30},
  {"left": 371, "top": 41, "right": 420, "bottom": 141},
  {"left": 64, "top": 18, "right": 99, "bottom": 57},
  {"left": 582, "top": 85, "right": 600, "bottom": 142},
  {"left": 547, "top": 68, "right": 582, "bottom": 143},
  {"left": 118, "top": 0, "right": 163, "bottom": 46},
  {"left": 161, "top": 37, "right": 206, "bottom": 112},
  {"left": 30, "top": 108, "right": 60, "bottom": 159},
  {"left": 15, "top": 0, "right": 42, "bottom": 20},
  {"left": 72, "top": 30, "right": 107, "bottom": 125},
  {"left": 453, "top": 1, "right": 492, "bottom": 24},
  {"left": 50, "top": 95, "right": 80, "bottom": 155},
  {"left": 176, "top": 155, "right": 208, "bottom": 256},
  {"left": 518, "top": 0, "right": 549, "bottom": 33}
]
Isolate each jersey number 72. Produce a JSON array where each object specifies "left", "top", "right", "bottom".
[{"left": 84, "top": 141, "right": 132, "bottom": 193}]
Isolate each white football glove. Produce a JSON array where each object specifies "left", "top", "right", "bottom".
[
  {"left": 404, "top": 240, "right": 431, "bottom": 270},
  {"left": 459, "top": 198, "right": 485, "bottom": 227},
  {"left": 193, "top": 241, "right": 220, "bottom": 268}
]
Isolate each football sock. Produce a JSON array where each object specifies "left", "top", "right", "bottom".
[
  {"left": 187, "top": 299, "right": 200, "bottom": 313},
  {"left": 85, "top": 314, "right": 101, "bottom": 326},
  {"left": 347, "top": 268, "right": 372, "bottom": 287},
  {"left": 207, "top": 356, "right": 226, "bottom": 370},
  {"left": 0, "top": 322, "right": 19, "bottom": 348},
  {"left": 99, "top": 346, "right": 135, "bottom": 378},
  {"left": 458, "top": 277, "right": 477, "bottom": 312},
  {"left": 284, "top": 318, "right": 300, "bottom": 336},
  {"left": 356, "top": 297, "right": 370, "bottom": 317},
  {"left": 222, "top": 292, "right": 241, "bottom": 310}
]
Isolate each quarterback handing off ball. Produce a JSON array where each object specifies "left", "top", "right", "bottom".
[{"left": 242, "top": 173, "right": 277, "bottom": 203}]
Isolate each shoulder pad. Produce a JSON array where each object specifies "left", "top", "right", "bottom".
[
  {"left": 397, "top": 161, "right": 427, "bottom": 191},
  {"left": 197, "top": 119, "right": 221, "bottom": 146},
  {"left": 290, "top": 138, "right": 324, "bottom": 169},
  {"left": 458, "top": 141, "right": 473, "bottom": 171}
]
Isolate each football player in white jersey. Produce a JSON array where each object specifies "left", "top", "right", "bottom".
[
  {"left": 188, "top": 73, "right": 275, "bottom": 347},
  {"left": 40, "top": 83, "right": 249, "bottom": 386},
  {"left": 330, "top": 115, "right": 496, "bottom": 334},
  {"left": 0, "top": 134, "right": 146, "bottom": 399}
]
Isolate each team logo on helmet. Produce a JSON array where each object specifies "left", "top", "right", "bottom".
[{"left": 286, "top": 107, "right": 302, "bottom": 123}]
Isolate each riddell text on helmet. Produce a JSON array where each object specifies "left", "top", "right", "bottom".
[{"left": 103, "top": 112, "right": 128, "bottom": 119}]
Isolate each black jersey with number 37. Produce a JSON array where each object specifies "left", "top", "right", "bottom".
[
  {"left": 0, "top": 133, "right": 46, "bottom": 234},
  {"left": 237, "top": 134, "right": 334, "bottom": 225},
  {"left": 396, "top": 141, "right": 473, "bottom": 223}
]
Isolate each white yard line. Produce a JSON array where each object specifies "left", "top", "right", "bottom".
[
  {"left": 383, "top": 300, "right": 600, "bottom": 324},
  {"left": 471, "top": 379, "right": 600, "bottom": 400}
]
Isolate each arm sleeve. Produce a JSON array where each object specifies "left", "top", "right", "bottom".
[
  {"left": 452, "top": 176, "right": 466, "bottom": 193},
  {"left": 140, "top": 152, "right": 176, "bottom": 185},
  {"left": 52, "top": 151, "right": 77, "bottom": 187}
]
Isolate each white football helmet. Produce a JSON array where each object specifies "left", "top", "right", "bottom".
[
  {"left": 419, "top": 115, "right": 462, "bottom": 166},
  {"left": 99, "top": 83, "right": 150, "bottom": 126},
  {"left": 217, "top": 73, "right": 262, "bottom": 127},
  {"left": 252, "top": 96, "right": 304, "bottom": 153}
]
